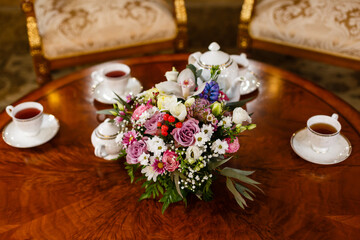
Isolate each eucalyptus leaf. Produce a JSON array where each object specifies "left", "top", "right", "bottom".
[
  {"left": 209, "top": 156, "right": 232, "bottom": 170},
  {"left": 235, "top": 183, "right": 254, "bottom": 201},
  {"left": 226, "top": 177, "right": 246, "bottom": 209},
  {"left": 174, "top": 172, "right": 184, "bottom": 199},
  {"left": 220, "top": 167, "right": 263, "bottom": 193},
  {"left": 221, "top": 167, "right": 255, "bottom": 177}
]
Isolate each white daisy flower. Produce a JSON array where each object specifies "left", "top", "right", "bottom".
[
  {"left": 141, "top": 165, "right": 159, "bottom": 182},
  {"left": 201, "top": 124, "right": 214, "bottom": 137},
  {"left": 194, "top": 132, "right": 210, "bottom": 147},
  {"left": 218, "top": 116, "right": 232, "bottom": 128},
  {"left": 139, "top": 153, "right": 150, "bottom": 166},
  {"left": 211, "top": 139, "right": 229, "bottom": 155},
  {"left": 146, "top": 136, "right": 167, "bottom": 156}
]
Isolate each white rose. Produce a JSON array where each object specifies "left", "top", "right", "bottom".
[
  {"left": 186, "top": 145, "right": 202, "bottom": 160},
  {"left": 157, "top": 95, "right": 177, "bottom": 111},
  {"left": 170, "top": 102, "right": 187, "bottom": 121},
  {"left": 232, "top": 107, "right": 251, "bottom": 124}
]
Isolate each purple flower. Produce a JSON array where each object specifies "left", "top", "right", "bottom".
[
  {"left": 126, "top": 140, "right": 147, "bottom": 164},
  {"left": 144, "top": 111, "right": 164, "bottom": 135},
  {"left": 199, "top": 81, "right": 220, "bottom": 102},
  {"left": 171, "top": 118, "right": 200, "bottom": 146},
  {"left": 187, "top": 98, "right": 211, "bottom": 121}
]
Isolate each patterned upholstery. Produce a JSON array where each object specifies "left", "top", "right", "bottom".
[
  {"left": 34, "top": 0, "right": 177, "bottom": 59},
  {"left": 249, "top": 0, "right": 360, "bottom": 60}
]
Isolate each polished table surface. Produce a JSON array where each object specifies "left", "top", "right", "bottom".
[{"left": 0, "top": 54, "right": 359, "bottom": 239}]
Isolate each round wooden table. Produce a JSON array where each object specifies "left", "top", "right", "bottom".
[{"left": 1, "top": 54, "right": 359, "bottom": 239}]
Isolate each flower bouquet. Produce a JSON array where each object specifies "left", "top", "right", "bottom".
[{"left": 101, "top": 65, "right": 261, "bottom": 213}]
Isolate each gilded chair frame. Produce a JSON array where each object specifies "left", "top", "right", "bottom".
[
  {"left": 21, "top": 0, "right": 188, "bottom": 84},
  {"left": 237, "top": 0, "right": 360, "bottom": 70}
]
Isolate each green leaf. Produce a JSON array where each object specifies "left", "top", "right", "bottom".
[
  {"left": 226, "top": 177, "right": 246, "bottom": 209},
  {"left": 124, "top": 163, "right": 140, "bottom": 183},
  {"left": 225, "top": 97, "right": 255, "bottom": 110},
  {"left": 220, "top": 167, "right": 263, "bottom": 193},
  {"left": 96, "top": 109, "right": 114, "bottom": 115},
  {"left": 161, "top": 201, "right": 170, "bottom": 214},
  {"left": 158, "top": 182, "right": 183, "bottom": 214},
  {"left": 220, "top": 167, "right": 255, "bottom": 177},
  {"left": 186, "top": 64, "right": 197, "bottom": 77},
  {"left": 234, "top": 183, "right": 254, "bottom": 201},
  {"left": 209, "top": 156, "right": 232, "bottom": 170},
  {"left": 113, "top": 92, "right": 131, "bottom": 109},
  {"left": 174, "top": 172, "right": 184, "bottom": 199},
  {"left": 139, "top": 191, "right": 152, "bottom": 201}
]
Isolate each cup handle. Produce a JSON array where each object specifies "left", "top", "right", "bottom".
[
  {"left": 95, "top": 145, "right": 108, "bottom": 158},
  {"left": 5, "top": 105, "right": 14, "bottom": 118},
  {"left": 331, "top": 113, "right": 338, "bottom": 120}
]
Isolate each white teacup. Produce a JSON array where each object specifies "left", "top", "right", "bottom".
[
  {"left": 306, "top": 113, "right": 341, "bottom": 153},
  {"left": 100, "top": 63, "right": 131, "bottom": 97},
  {"left": 6, "top": 102, "right": 44, "bottom": 137}
]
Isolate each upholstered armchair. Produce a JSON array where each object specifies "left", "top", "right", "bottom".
[
  {"left": 21, "top": 0, "right": 188, "bottom": 84},
  {"left": 238, "top": 0, "right": 360, "bottom": 69}
]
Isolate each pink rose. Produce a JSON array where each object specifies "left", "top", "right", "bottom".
[
  {"left": 162, "top": 150, "right": 179, "bottom": 172},
  {"left": 144, "top": 111, "right": 164, "bottom": 135},
  {"left": 225, "top": 137, "right": 240, "bottom": 153},
  {"left": 171, "top": 118, "right": 200, "bottom": 147},
  {"left": 132, "top": 104, "right": 151, "bottom": 121},
  {"left": 126, "top": 140, "right": 147, "bottom": 164}
]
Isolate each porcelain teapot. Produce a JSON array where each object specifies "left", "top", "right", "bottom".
[
  {"left": 188, "top": 42, "right": 249, "bottom": 102},
  {"left": 91, "top": 118, "right": 122, "bottom": 160}
]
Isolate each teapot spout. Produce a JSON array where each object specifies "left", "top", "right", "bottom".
[{"left": 225, "top": 78, "right": 243, "bottom": 102}]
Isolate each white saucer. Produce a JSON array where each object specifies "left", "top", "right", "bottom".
[
  {"left": 91, "top": 71, "right": 142, "bottom": 104},
  {"left": 290, "top": 128, "right": 352, "bottom": 165},
  {"left": 238, "top": 70, "right": 261, "bottom": 95},
  {"left": 90, "top": 129, "right": 119, "bottom": 160},
  {"left": 2, "top": 114, "right": 60, "bottom": 148}
]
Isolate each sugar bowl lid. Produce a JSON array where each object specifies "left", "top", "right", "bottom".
[
  {"left": 199, "top": 42, "right": 230, "bottom": 66},
  {"left": 95, "top": 118, "right": 119, "bottom": 140}
]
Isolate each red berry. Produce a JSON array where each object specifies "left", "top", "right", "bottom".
[
  {"left": 161, "top": 125, "right": 169, "bottom": 132},
  {"left": 175, "top": 122, "right": 182, "bottom": 128},
  {"left": 168, "top": 116, "right": 175, "bottom": 123},
  {"left": 161, "top": 131, "right": 168, "bottom": 136},
  {"left": 163, "top": 114, "right": 169, "bottom": 121},
  {"left": 157, "top": 122, "right": 162, "bottom": 127}
]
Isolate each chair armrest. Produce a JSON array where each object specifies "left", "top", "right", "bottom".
[
  {"left": 21, "top": 0, "right": 43, "bottom": 56},
  {"left": 237, "top": 0, "right": 257, "bottom": 51},
  {"left": 172, "top": 0, "right": 188, "bottom": 51},
  {"left": 21, "top": 0, "right": 51, "bottom": 84}
]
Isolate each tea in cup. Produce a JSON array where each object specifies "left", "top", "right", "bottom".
[
  {"left": 306, "top": 113, "right": 341, "bottom": 153},
  {"left": 101, "top": 63, "right": 131, "bottom": 97},
  {"left": 6, "top": 102, "right": 44, "bottom": 137}
]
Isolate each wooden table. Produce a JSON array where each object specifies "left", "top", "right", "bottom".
[{"left": 0, "top": 54, "right": 359, "bottom": 239}]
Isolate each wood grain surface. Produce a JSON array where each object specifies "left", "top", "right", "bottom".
[{"left": 0, "top": 54, "right": 359, "bottom": 239}]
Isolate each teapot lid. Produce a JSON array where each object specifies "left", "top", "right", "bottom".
[
  {"left": 95, "top": 118, "right": 119, "bottom": 140},
  {"left": 199, "top": 42, "right": 230, "bottom": 67}
]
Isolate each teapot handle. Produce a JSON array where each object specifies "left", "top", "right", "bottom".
[
  {"left": 231, "top": 53, "right": 249, "bottom": 68},
  {"left": 95, "top": 145, "right": 108, "bottom": 158},
  {"left": 188, "top": 52, "right": 201, "bottom": 65}
]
